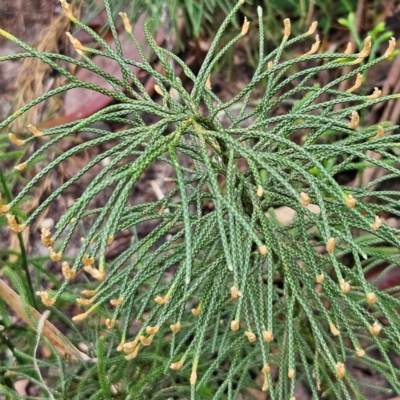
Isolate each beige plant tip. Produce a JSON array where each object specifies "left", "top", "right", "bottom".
[
  {"left": 119, "top": 12, "right": 132, "bottom": 33},
  {"left": 123, "top": 339, "right": 138, "bottom": 353},
  {"left": 315, "top": 274, "right": 325, "bottom": 284},
  {"left": 60, "top": 0, "right": 74, "bottom": 19},
  {"left": 262, "top": 329, "right": 274, "bottom": 342},
  {"left": 82, "top": 289, "right": 97, "bottom": 298},
  {"left": 370, "top": 215, "right": 382, "bottom": 231},
  {"left": 356, "top": 348, "right": 365, "bottom": 357},
  {"left": 352, "top": 36, "right": 372, "bottom": 64},
  {"left": 348, "top": 110, "right": 359, "bottom": 129},
  {"left": 154, "top": 294, "right": 169, "bottom": 304},
  {"left": 7, "top": 214, "right": 26, "bottom": 233},
  {"left": 370, "top": 125, "right": 384, "bottom": 140},
  {"left": 9, "top": 133, "right": 24, "bottom": 146},
  {"left": 336, "top": 361, "right": 346, "bottom": 378},
  {"left": 302, "top": 35, "right": 320, "bottom": 56},
  {"left": 340, "top": 280, "right": 351, "bottom": 294},
  {"left": 170, "top": 360, "right": 184, "bottom": 370},
  {"left": 369, "top": 87, "right": 382, "bottom": 100},
  {"left": 262, "top": 375, "right": 269, "bottom": 391},
  {"left": 36, "top": 291, "right": 56, "bottom": 307},
  {"left": 344, "top": 42, "right": 352, "bottom": 54},
  {"left": 154, "top": 84, "right": 163, "bottom": 95},
  {"left": 241, "top": 17, "right": 250, "bottom": 35},
  {"left": 244, "top": 331, "right": 257, "bottom": 342},
  {"left": 326, "top": 237, "right": 336, "bottom": 254},
  {"left": 41, "top": 227, "right": 54, "bottom": 247},
  {"left": 76, "top": 298, "right": 92, "bottom": 305},
  {"left": 65, "top": 32, "right": 84, "bottom": 51},
  {"left": 288, "top": 369, "right": 295, "bottom": 378},
  {"left": 308, "top": 21, "right": 318, "bottom": 35},
  {"left": 139, "top": 335, "right": 153, "bottom": 346},
  {"left": 369, "top": 321, "right": 381, "bottom": 336},
  {"left": 329, "top": 323, "right": 340, "bottom": 336},
  {"left": 84, "top": 266, "right": 105, "bottom": 281},
  {"left": 205, "top": 74, "right": 212, "bottom": 89},
  {"left": 125, "top": 345, "right": 139, "bottom": 360},
  {"left": 82, "top": 253, "right": 95, "bottom": 267},
  {"left": 0, "top": 203, "right": 11, "bottom": 214},
  {"left": 231, "top": 320, "right": 240, "bottom": 331},
  {"left": 257, "top": 185, "right": 264, "bottom": 198},
  {"left": 230, "top": 286, "right": 242, "bottom": 299},
  {"left": 110, "top": 298, "right": 124, "bottom": 306},
  {"left": 345, "top": 193, "right": 356, "bottom": 208},
  {"left": 14, "top": 163, "right": 27, "bottom": 171},
  {"left": 289, "top": 397, "right": 296, "bottom": 400},
  {"left": 261, "top": 364, "right": 271, "bottom": 374},
  {"left": 106, "top": 235, "right": 114, "bottom": 245},
  {"left": 299, "top": 192, "right": 310, "bottom": 207},
  {"left": 62, "top": 262, "right": 76, "bottom": 280},
  {"left": 50, "top": 248, "right": 63, "bottom": 262},
  {"left": 267, "top": 61, "right": 273, "bottom": 69},
  {"left": 146, "top": 325, "right": 159, "bottom": 335},
  {"left": 105, "top": 319, "right": 115, "bottom": 329},
  {"left": 347, "top": 73, "right": 363, "bottom": 93},
  {"left": 283, "top": 18, "right": 291, "bottom": 39},
  {"left": 259, "top": 245, "right": 267, "bottom": 255},
  {"left": 190, "top": 369, "right": 197, "bottom": 385},
  {"left": 384, "top": 37, "right": 396, "bottom": 58},
  {"left": 191, "top": 307, "right": 201, "bottom": 316},
  {"left": 170, "top": 322, "right": 182, "bottom": 333},
  {"left": 116, "top": 341, "right": 125, "bottom": 352},
  {"left": 27, "top": 124, "right": 43, "bottom": 137}
]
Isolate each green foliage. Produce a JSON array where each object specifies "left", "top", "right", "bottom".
[{"left": 1, "top": 0, "right": 400, "bottom": 399}]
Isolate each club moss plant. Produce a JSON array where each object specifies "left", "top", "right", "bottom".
[{"left": 1, "top": 0, "right": 400, "bottom": 398}]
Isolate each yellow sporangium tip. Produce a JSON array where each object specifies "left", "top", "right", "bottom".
[
  {"left": 352, "top": 36, "right": 372, "bottom": 64},
  {"left": 299, "top": 192, "right": 310, "bottom": 207},
  {"left": 370, "top": 125, "right": 384, "bottom": 140},
  {"left": 241, "top": 17, "right": 250, "bottom": 35},
  {"left": 308, "top": 21, "right": 318, "bottom": 35},
  {"left": 154, "top": 84, "right": 163, "bottom": 95},
  {"left": 62, "top": 261, "right": 76, "bottom": 280},
  {"left": 110, "top": 298, "right": 124, "bottom": 306},
  {"left": 302, "top": 35, "right": 320, "bottom": 57},
  {"left": 329, "top": 323, "right": 340, "bottom": 336},
  {"left": 9, "top": 133, "right": 25, "bottom": 146},
  {"left": 27, "top": 124, "right": 43, "bottom": 137},
  {"left": 262, "top": 375, "right": 269, "bottom": 391},
  {"left": 83, "top": 266, "right": 105, "bottom": 281},
  {"left": 146, "top": 325, "right": 159, "bottom": 335},
  {"left": 283, "top": 18, "right": 291, "bottom": 39},
  {"left": 139, "top": 335, "right": 153, "bottom": 346},
  {"left": 315, "top": 274, "right": 325, "bottom": 284},
  {"left": 230, "top": 286, "right": 242, "bottom": 300},
  {"left": 36, "top": 290, "right": 56, "bottom": 307},
  {"left": 82, "top": 254, "right": 95, "bottom": 267},
  {"left": 41, "top": 227, "right": 54, "bottom": 247},
  {"left": 384, "top": 37, "right": 396, "bottom": 58},
  {"left": 119, "top": 12, "right": 132, "bottom": 33},
  {"left": 191, "top": 306, "right": 201, "bottom": 316},
  {"left": 70, "top": 217, "right": 75, "bottom": 223},
  {"left": 346, "top": 73, "right": 363, "bottom": 93},
  {"left": 0, "top": 203, "right": 11, "bottom": 214},
  {"left": 170, "top": 360, "right": 184, "bottom": 370},
  {"left": 82, "top": 289, "right": 97, "bottom": 298},
  {"left": 340, "top": 279, "right": 351, "bottom": 294},
  {"left": 190, "top": 369, "right": 197, "bottom": 385},
  {"left": 49, "top": 248, "right": 63, "bottom": 262},
  {"left": 170, "top": 322, "right": 182, "bottom": 333},
  {"left": 335, "top": 361, "right": 346, "bottom": 378},
  {"left": 370, "top": 215, "right": 382, "bottom": 231},
  {"left": 261, "top": 364, "right": 271, "bottom": 374},
  {"left": 345, "top": 193, "right": 356, "bottom": 208},
  {"left": 348, "top": 110, "right": 359, "bottom": 129},
  {"left": 267, "top": 61, "right": 273, "bottom": 69},
  {"left": 366, "top": 292, "right": 377, "bottom": 304},
  {"left": 72, "top": 310, "right": 91, "bottom": 323},
  {"left": 14, "top": 163, "right": 27, "bottom": 171},
  {"left": 344, "top": 42, "right": 352, "bottom": 54},
  {"left": 231, "top": 320, "right": 240, "bottom": 331},
  {"left": 259, "top": 245, "right": 267, "bottom": 255},
  {"left": 257, "top": 185, "right": 263, "bottom": 198},
  {"left": 106, "top": 235, "right": 114, "bottom": 245},
  {"left": 125, "top": 345, "right": 140, "bottom": 360},
  {"left": 123, "top": 339, "right": 139, "bottom": 353},
  {"left": 369, "top": 87, "right": 382, "bottom": 100},
  {"left": 288, "top": 369, "right": 295, "bottom": 378},
  {"left": 356, "top": 348, "right": 365, "bottom": 357},
  {"left": 262, "top": 329, "right": 274, "bottom": 342},
  {"left": 60, "top": 0, "right": 74, "bottom": 19},
  {"left": 326, "top": 237, "right": 336, "bottom": 254},
  {"left": 105, "top": 319, "right": 115, "bottom": 328},
  {"left": 116, "top": 340, "right": 125, "bottom": 352},
  {"left": 76, "top": 298, "right": 92, "bottom": 305},
  {"left": 244, "top": 331, "right": 256, "bottom": 342},
  {"left": 154, "top": 294, "right": 170, "bottom": 304},
  {"left": 205, "top": 74, "right": 212, "bottom": 89},
  {"left": 7, "top": 214, "right": 26, "bottom": 233},
  {"left": 65, "top": 32, "right": 85, "bottom": 52}
]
